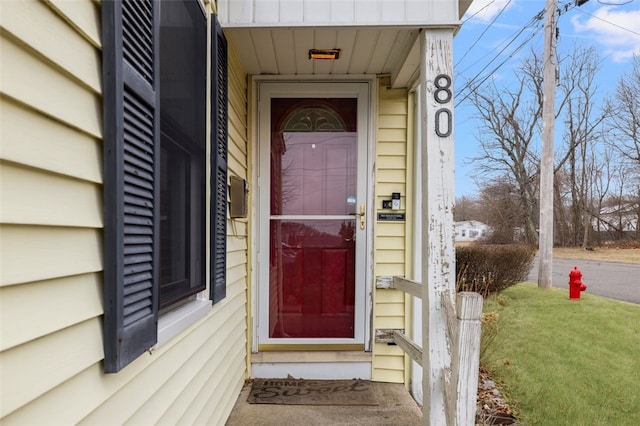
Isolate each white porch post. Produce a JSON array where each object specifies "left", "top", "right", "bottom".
[{"left": 419, "top": 28, "right": 456, "bottom": 425}]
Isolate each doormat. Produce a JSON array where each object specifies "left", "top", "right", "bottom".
[{"left": 247, "top": 379, "right": 379, "bottom": 406}]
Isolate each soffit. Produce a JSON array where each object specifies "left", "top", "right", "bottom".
[{"left": 225, "top": 26, "right": 422, "bottom": 89}]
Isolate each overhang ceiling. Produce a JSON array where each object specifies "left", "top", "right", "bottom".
[{"left": 225, "top": 26, "right": 422, "bottom": 89}]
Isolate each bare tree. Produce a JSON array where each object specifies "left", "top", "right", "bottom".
[
  {"left": 606, "top": 55, "right": 640, "bottom": 166},
  {"left": 553, "top": 169, "right": 571, "bottom": 246},
  {"left": 584, "top": 145, "right": 640, "bottom": 242},
  {"left": 590, "top": 147, "right": 614, "bottom": 243},
  {"left": 467, "top": 51, "right": 544, "bottom": 244},
  {"left": 467, "top": 46, "right": 612, "bottom": 247},
  {"left": 476, "top": 178, "right": 525, "bottom": 244},
  {"left": 454, "top": 196, "right": 485, "bottom": 222},
  {"left": 556, "top": 46, "right": 607, "bottom": 247},
  {"left": 603, "top": 55, "right": 640, "bottom": 241}
]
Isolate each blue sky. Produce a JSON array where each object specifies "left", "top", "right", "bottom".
[{"left": 453, "top": 0, "right": 640, "bottom": 197}]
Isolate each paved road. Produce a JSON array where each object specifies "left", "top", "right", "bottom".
[{"left": 527, "top": 257, "right": 640, "bottom": 304}]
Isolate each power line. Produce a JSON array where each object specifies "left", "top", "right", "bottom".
[
  {"left": 574, "top": 7, "right": 640, "bottom": 36},
  {"left": 456, "top": 19, "right": 539, "bottom": 80},
  {"left": 456, "top": 0, "right": 514, "bottom": 68},
  {"left": 454, "top": 0, "right": 582, "bottom": 106},
  {"left": 455, "top": 9, "right": 547, "bottom": 102},
  {"left": 456, "top": 26, "right": 544, "bottom": 105},
  {"left": 597, "top": 0, "right": 634, "bottom": 5},
  {"left": 456, "top": 3, "right": 538, "bottom": 74},
  {"left": 462, "top": 0, "right": 497, "bottom": 24},
  {"left": 456, "top": 16, "right": 545, "bottom": 101}
]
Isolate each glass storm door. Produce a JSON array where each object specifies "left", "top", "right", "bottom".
[{"left": 258, "top": 83, "right": 369, "bottom": 348}]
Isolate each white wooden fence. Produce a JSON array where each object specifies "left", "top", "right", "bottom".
[{"left": 376, "top": 276, "right": 483, "bottom": 426}]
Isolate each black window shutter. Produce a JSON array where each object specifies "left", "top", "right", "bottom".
[
  {"left": 102, "top": 0, "right": 160, "bottom": 373},
  {"left": 211, "top": 15, "right": 228, "bottom": 304}
]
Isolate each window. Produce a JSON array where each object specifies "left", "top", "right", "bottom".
[
  {"left": 102, "top": 0, "right": 228, "bottom": 373},
  {"left": 158, "top": 0, "right": 206, "bottom": 310}
]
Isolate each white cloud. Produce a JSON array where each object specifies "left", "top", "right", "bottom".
[
  {"left": 463, "top": 0, "right": 516, "bottom": 23},
  {"left": 571, "top": 6, "right": 640, "bottom": 62}
]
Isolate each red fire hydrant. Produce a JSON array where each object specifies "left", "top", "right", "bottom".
[{"left": 569, "top": 266, "right": 587, "bottom": 300}]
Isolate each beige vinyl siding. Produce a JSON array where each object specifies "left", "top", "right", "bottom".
[
  {"left": 75, "top": 286, "right": 247, "bottom": 426},
  {"left": 1, "top": 1, "right": 249, "bottom": 424},
  {"left": 0, "top": 273, "right": 102, "bottom": 352},
  {"left": 0, "top": 162, "right": 102, "bottom": 227},
  {"left": 0, "top": 0, "right": 94, "bottom": 419},
  {"left": 1, "top": 0, "right": 101, "bottom": 90},
  {"left": 227, "top": 43, "right": 249, "bottom": 182},
  {"left": 2, "top": 290, "right": 246, "bottom": 425},
  {"left": 0, "top": 99, "right": 102, "bottom": 183},
  {"left": 0, "top": 225, "right": 103, "bottom": 287},
  {"left": 226, "top": 37, "right": 251, "bottom": 378},
  {"left": 372, "top": 78, "right": 410, "bottom": 383},
  {"left": 1, "top": 32, "right": 101, "bottom": 138},
  {"left": 226, "top": 36, "right": 251, "bottom": 378}
]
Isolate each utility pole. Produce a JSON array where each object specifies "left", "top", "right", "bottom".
[{"left": 538, "top": 0, "right": 557, "bottom": 289}]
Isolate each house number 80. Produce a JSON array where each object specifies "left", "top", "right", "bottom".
[{"left": 434, "top": 74, "right": 452, "bottom": 138}]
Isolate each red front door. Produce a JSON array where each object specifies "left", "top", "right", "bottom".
[{"left": 268, "top": 98, "right": 358, "bottom": 339}]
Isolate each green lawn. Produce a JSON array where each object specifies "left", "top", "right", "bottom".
[{"left": 482, "top": 283, "right": 640, "bottom": 425}]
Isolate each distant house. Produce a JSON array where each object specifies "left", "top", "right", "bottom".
[
  {"left": 593, "top": 203, "right": 639, "bottom": 233},
  {"left": 455, "top": 220, "right": 490, "bottom": 242}
]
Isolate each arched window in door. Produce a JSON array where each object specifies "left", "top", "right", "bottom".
[{"left": 281, "top": 105, "right": 347, "bottom": 132}]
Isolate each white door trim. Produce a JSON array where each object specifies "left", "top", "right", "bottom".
[{"left": 250, "top": 78, "right": 376, "bottom": 353}]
